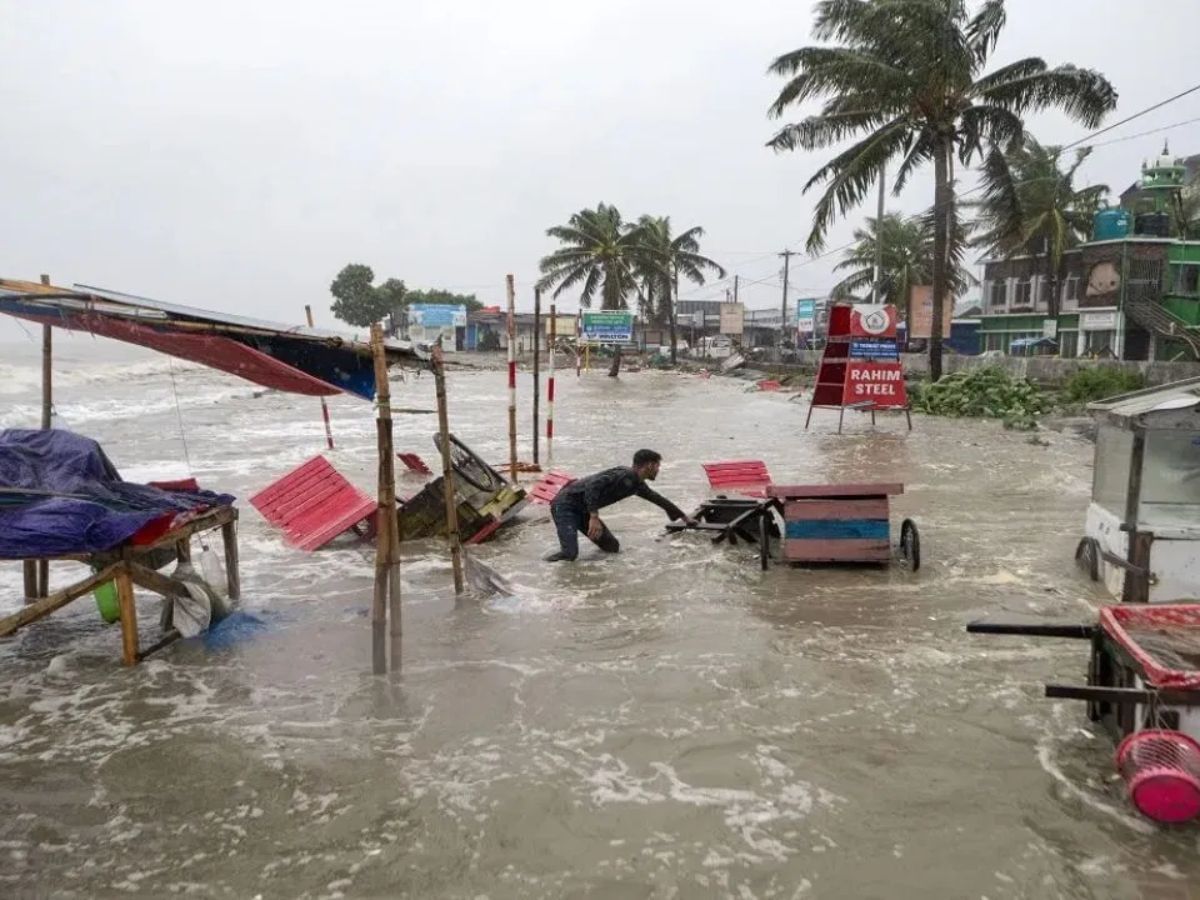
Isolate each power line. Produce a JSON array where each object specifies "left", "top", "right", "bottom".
[
  {"left": 690, "top": 83, "right": 1200, "bottom": 289},
  {"left": 1062, "top": 83, "right": 1200, "bottom": 151},
  {"left": 1081, "top": 114, "right": 1200, "bottom": 149}
]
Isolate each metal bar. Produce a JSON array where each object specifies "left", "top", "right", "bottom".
[
  {"left": 547, "top": 302, "right": 556, "bottom": 466},
  {"left": 532, "top": 287, "right": 540, "bottom": 465},
  {"left": 506, "top": 274, "right": 518, "bottom": 483},
  {"left": 1045, "top": 684, "right": 1200, "bottom": 707},
  {"left": 305, "top": 304, "right": 335, "bottom": 449},
  {"left": 966, "top": 621, "right": 1095, "bottom": 639}
]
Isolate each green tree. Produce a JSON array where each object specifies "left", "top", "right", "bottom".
[
  {"left": 636, "top": 216, "right": 727, "bottom": 364},
  {"left": 329, "top": 264, "right": 399, "bottom": 328},
  {"left": 973, "top": 138, "right": 1108, "bottom": 318},
  {"left": 834, "top": 211, "right": 975, "bottom": 327},
  {"left": 404, "top": 288, "right": 485, "bottom": 312},
  {"left": 766, "top": 0, "right": 1116, "bottom": 379},
  {"left": 537, "top": 204, "right": 649, "bottom": 310}
]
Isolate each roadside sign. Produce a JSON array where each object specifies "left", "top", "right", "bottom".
[
  {"left": 719, "top": 302, "right": 745, "bottom": 335},
  {"left": 850, "top": 338, "right": 899, "bottom": 360},
  {"left": 842, "top": 361, "right": 908, "bottom": 408},
  {"left": 795, "top": 299, "right": 816, "bottom": 332},
  {"left": 580, "top": 310, "right": 634, "bottom": 344},
  {"left": 850, "top": 304, "right": 898, "bottom": 338}
]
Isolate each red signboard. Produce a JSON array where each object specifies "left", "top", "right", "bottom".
[
  {"left": 842, "top": 361, "right": 908, "bottom": 408},
  {"left": 850, "top": 305, "right": 898, "bottom": 339}
]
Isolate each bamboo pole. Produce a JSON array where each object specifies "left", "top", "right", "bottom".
[
  {"left": 369, "top": 324, "right": 401, "bottom": 673},
  {"left": 532, "top": 287, "right": 541, "bottom": 466},
  {"left": 38, "top": 274, "right": 52, "bottom": 600},
  {"left": 305, "top": 304, "right": 335, "bottom": 450},
  {"left": 431, "top": 342, "right": 464, "bottom": 595},
  {"left": 547, "top": 303, "right": 556, "bottom": 467},
  {"left": 505, "top": 274, "right": 518, "bottom": 483}
]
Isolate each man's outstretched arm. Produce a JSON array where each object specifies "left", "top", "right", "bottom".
[{"left": 636, "top": 482, "right": 687, "bottom": 521}]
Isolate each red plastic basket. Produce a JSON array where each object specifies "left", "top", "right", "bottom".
[{"left": 1115, "top": 729, "right": 1200, "bottom": 824}]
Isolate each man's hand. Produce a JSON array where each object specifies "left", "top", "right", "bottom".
[{"left": 587, "top": 514, "right": 604, "bottom": 541}]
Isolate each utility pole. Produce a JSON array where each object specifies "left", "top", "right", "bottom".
[
  {"left": 733, "top": 274, "right": 739, "bottom": 304},
  {"left": 873, "top": 165, "right": 886, "bottom": 305},
  {"left": 779, "top": 250, "right": 794, "bottom": 360}
]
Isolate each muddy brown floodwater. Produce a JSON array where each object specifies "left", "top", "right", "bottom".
[{"left": 1, "top": 339, "right": 1198, "bottom": 899}]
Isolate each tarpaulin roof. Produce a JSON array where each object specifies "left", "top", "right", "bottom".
[
  {"left": 0, "top": 429, "right": 234, "bottom": 559},
  {"left": 0, "top": 279, "right": 426, "bottom": 401}
]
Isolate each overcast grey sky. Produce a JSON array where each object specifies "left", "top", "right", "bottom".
[{"left": 3, "top": 0, "right": 1199, "bottom": 341}]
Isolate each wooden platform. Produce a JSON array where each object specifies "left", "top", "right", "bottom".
[{"left": 2, "top": 506, "right": 240, "bottom": 666}]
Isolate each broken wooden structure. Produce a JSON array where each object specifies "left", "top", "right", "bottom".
[{"left": 1, "top": 507, "right": 240, "bottom": 666}]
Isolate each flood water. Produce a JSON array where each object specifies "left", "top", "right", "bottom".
[{"left": 2, "top": 335, "right": 1198, "bottom": 899}]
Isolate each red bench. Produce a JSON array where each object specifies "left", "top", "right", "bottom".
[
  {"left": 250, "top": 456, "right": 376, "bottom": 551},
  {"left": 529, "top": 471, "right": 575, "bottom": 505},
  {"left": 702, "top": 460, "right": 773, "bottom": 498}
]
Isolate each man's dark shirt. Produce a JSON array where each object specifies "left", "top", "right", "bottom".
[{"left": 554, "top": 466, "right": 685, "bottom": 520}]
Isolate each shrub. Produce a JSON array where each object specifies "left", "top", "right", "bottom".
[
  {"left": 910, "top": 367, "right": 1054, "bottom": 429},
  {"left": 1063, "top": 367, "right": 1144, "bottom": 404}
]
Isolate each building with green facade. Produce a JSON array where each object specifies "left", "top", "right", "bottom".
[{"left": 976, "top": 145, "right": 1200, "bottom": 361}]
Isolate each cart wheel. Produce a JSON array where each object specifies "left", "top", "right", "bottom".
[
  {"left": 1074, "top": 537, "right": 1100, "bottom": 582},
  {"left": 899, "top": 519, "right": 921, "bottom": 572},
  {"left": 759, "top": 511, "right": 770, "bottom": 572}
]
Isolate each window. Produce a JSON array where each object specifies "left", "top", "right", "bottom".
[
  {"left": 1175, "top": 264, "right": 1200, "bottom": 296},
  {"left": 988, "top": 279, "right": 1008, "bottom": 310},
  {"left": 1084, "top": 330, "right": 1116, "bottom": 357},
  {"left": 1093, "top": 426, "right": 1133, "bottom": 516},
  {"left": 1038, "top": 278, "right": 1053, "bottom": 310},
  {"left": 1063, "top": 276, "right": 1080, "bottom": 310},
  {"left": 1139, "top": 429, "right": 1200, "bottom": 529},
  {"left": 1059, "top": 331, "right": 1078, "bottom": 359},
  {"left": 1013, "top": 278, "right": 1033, "bottom": 307}
]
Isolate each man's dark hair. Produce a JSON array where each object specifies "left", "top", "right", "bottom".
[{"left": 633, "top": 449, "right": 662, "bottom": 467}]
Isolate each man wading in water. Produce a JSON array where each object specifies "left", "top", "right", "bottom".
[{"left": 546, "top": 449, "right": 693, "bottom": 562}]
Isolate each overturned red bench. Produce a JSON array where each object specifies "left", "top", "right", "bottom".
[
  {"left": 250, "top": 455, "right": 376, "bottom": 551},
  {"left": 702, "top": 460, "right": 773, "bottom": 498},
  {"left": 528, "top": 471, "right": 575, "bottom": 505}
]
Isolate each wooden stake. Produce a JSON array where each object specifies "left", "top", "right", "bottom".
[
  {"left": 432, "top": 343, "right": 464, "bottom": 595},
  {"left": 116, "top": 566, "right": 139, "bottom": 667},
  {"left": 506, "top": 274, "right": 518, "bottom": 483},
  {"left": 305, "top": 304, "right": 335, "bottom": 450},
  {"left": 369, "top": 324, "right": 401, "bottom": 673},
  {"left": 532, "top": 287, "right": 541, "bottom": 466},
  {"left": 221, "top": 517, "right": 241, "bottom": 601},
  {"left": 547, "top": 303, "right": 556, "bottom": 467}
]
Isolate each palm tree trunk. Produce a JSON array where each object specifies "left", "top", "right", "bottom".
[
  {"left": 668, "top": 267, "right": 679, "bottom": 365},
  {"left": 929, "top": 138, "right": 951, "bottom": 381}
]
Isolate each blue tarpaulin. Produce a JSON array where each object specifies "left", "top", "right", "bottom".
[{"left": 0, "top": 429, "right": 234, "bottom": 560}]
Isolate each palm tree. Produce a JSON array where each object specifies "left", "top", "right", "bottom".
[
  {"left": 973, "top": 138, "right": 1108, "bottom": 318},
  {"left": 636, "top": 216, "right": 727, "bottom": 364},
  {"left": 537, "top": 204, "right": 647, "bottom": 310},
  {"left": 833, "top": 211, "right": 975, "bottom": 329},
  {"left": 766, "top": 0, "right": 1116, "bottom": 380}
]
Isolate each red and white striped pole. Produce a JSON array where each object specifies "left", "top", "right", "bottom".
[
  {"left": 547, "top": 302, "right": 556, "bottom": 467},
  {"left": 506, "top": 274, "right": 518, "bottom": 483}
]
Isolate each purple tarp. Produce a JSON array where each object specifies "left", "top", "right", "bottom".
[{"left": 0, "top": 429, "right": 234, "bottom": 559}]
